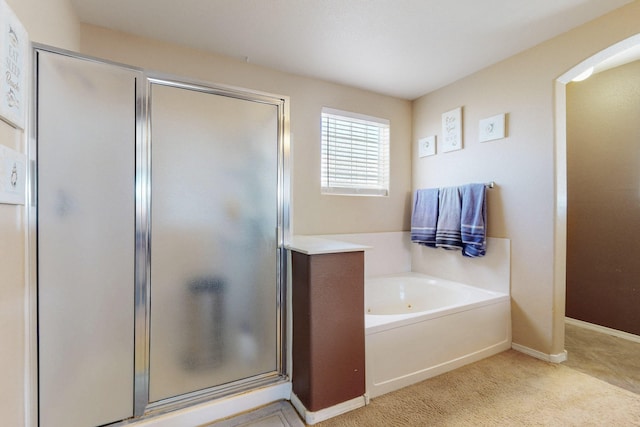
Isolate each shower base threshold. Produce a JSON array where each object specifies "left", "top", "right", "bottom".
[{"left": 206, "top": 401, "right": 304, "bottom": 427}]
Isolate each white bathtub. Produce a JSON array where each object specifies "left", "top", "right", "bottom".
[{"left": 365, "top": 272, "right": 511, "bottom": 398}]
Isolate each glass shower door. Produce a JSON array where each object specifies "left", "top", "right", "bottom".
[
  {"left": 37, "top": 51, "right": 137, "bottom": 427},
  {"left": 148, "top": 82, "right": 281, "bottom": 402}
]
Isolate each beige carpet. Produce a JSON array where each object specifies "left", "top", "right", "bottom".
[{"left": 315, "top": 350, "right": 640, "bottom": 426}]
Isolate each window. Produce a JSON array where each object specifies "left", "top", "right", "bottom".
[{"left": 321, "top": 107, "right": 390, "bottom": 196}]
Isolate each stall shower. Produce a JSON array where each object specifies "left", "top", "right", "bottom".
[{"left": 33, "top": 47, "right": 288, "bottom": 427}]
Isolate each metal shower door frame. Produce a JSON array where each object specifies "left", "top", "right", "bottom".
[
  {"left": 136, "top": 74, "right": 290, "bottom": 416},
  {"left": 30, "top": 45, "right": 290, "bottom": 424}
]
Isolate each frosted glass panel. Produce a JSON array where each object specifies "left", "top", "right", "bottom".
[
  {"left": 149, "top": 84, "right": 278, "bottom": 402},
  {"left": 38, "top": 53, "right": 135, "bottom": 427}
]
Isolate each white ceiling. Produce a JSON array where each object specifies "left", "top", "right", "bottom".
[{"left": 70, "top": 0, "right": 634, "bottom": 100}]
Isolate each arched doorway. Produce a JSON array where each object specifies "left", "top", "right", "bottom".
[{"left": 554, "top": 33, "right": 640, "bottom": 359}]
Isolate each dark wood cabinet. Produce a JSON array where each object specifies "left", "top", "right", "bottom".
[{"left": 291, "top": 250, "right": 365, "bottom": 412}]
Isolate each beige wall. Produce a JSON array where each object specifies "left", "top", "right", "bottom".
[
  {"left": 0, "top": 123, "right": 27, "bottom": 427},
  {"left": 78, "top": 25, "right": 413, "bottom": 235},
  {"left": 566, "top": 60, "right": 640, "bottom": 335},
  {"left": 7, "top": 0, "right": 80, "bottom": 50},
  {"left": 412, "top": 1, "right": 640, "bottom": 354},
  {"left": 0, "top": 1, "right": 79, "bottom": 426}
]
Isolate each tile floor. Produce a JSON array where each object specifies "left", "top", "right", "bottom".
[{"left": 205, "top": 400, "right": 304, "bottom": 427}]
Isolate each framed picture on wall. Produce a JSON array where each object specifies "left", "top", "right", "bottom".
[
  {"left": 0, "top": 0, "right": 29, "bottom": 130},
  {"left": 441, "top": 107, "right": 463, "bottom": 153},
  {"left": 479, "top": 113, "right": 506, "bottom": 143},
  {"left": 0, "top": 144, "right": 26, "bottom": 205},
  {"left": 418, "top": 135, "right": 436, "bottom": 157}
]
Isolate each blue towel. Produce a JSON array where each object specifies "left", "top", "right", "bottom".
[
  {"left": 460, "top": 183, "right": 487, "bottom": 257},
  {"left": 435, "top": 186, "right": 463, "bottom": 250},
  {"left": 410, "top": 188, "right": 439, "bottom": 247}
]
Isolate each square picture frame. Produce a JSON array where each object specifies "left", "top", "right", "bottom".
[
  {"left": 0, "top": 144, "right": 26, "bottom": 205},
  {"left": 479, "top": 113, "right": 506, "bottom": 143},
  {"left": 418, "top": 135, "right": 436, "bottom": 157}
]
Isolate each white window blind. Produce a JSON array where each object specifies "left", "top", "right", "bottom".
[{"left": 321, "top": 107, "right": 390, "bottom": 196}]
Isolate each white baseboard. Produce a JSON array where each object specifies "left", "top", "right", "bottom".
[
  {"left": 512, "top": 343, "right": 567, "bottom": 363},
  {"left": 565, "top": 317, "right": 640, "bottom": 344},
  {"left": 290, "top": 393, "right": 365, "bottom": 425}
]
